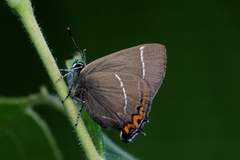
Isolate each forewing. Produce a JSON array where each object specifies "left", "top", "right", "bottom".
[
  {"left": 82, "top": 72, "right": 151, "bottom": 129},
  {"left": 81, "top": 44, "right": 166, "bottom": 100}
]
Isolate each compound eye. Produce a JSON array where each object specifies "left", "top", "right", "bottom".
[{"left": 72, "top": 62, "right": 84, "bottom": 69}]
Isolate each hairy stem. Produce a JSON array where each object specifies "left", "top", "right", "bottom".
[{"left": 6, "top": 0, "right": 101, "bottom": 159}]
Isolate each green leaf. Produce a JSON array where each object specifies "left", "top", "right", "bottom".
[
  {"left": 0, "top": 94, "right": 63, "bottom": 160},
  {"left": 102, "top": 132, "right": 139, "bottom": 160}
]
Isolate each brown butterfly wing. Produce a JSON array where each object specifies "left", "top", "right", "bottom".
[
  {"left": 82, "top": 72, "right": 151, "bottom": 130},
  {"left": 81, "top": 44, "right": 166, "bottom": 101}
]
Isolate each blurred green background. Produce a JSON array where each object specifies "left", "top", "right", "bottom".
[{"left": 1, "top": 0, "right": 240, "bottom": 159}]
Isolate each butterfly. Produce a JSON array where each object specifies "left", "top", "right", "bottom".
[{"left": 58, "top": 28, "right": 166, "bottom": 142}]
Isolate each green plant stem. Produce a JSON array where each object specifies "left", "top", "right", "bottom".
[{"left": 6, "top": 0, "right": 101, "bottom": 159}]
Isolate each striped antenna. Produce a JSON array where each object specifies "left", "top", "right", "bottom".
[{"left": 67, "top": 28, "right": 85, "bottom": 64}]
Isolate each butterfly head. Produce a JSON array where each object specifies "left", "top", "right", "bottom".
[
  {"left": 66, "top": 60, "right": 85, "bottom": 85},
  {"left": 71, "top": 60, "right": 85, "bottom": 71},
  {"left": 57, "top": 60, "right": 85, "bottom": 83}
]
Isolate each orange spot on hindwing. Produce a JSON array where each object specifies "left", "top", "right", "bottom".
[
  {"left": 139, "top": 106, "right": 144, "bottom": 116},
  {"left": 133, "top": 115, "right": 143, "bottom": 128},
  {"left": 141, "top": 95, "right": 145, "bottom": 105},
  {"left": 122, "top": 123, "right": 136, "bottom": 134},
  {"left": 139, "top": 95, "right": 146, "bottom": 116},
  {"left": 120, "top": 95, "right": 149, "bottom": 142}
]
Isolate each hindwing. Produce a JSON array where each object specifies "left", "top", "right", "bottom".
[{"left": 82, "top": 72, "right": 151, "bottom": 131}]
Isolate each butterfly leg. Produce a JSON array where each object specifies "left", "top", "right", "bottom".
[
  {"left": 61, "top": 92, "right": 70, "bottom": 103},
  {"left": 75, "top": 102, "right": 85, "bottom": 126},
  {"left": 61, "top": 84, "right": 74, "bottom": 103}
]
